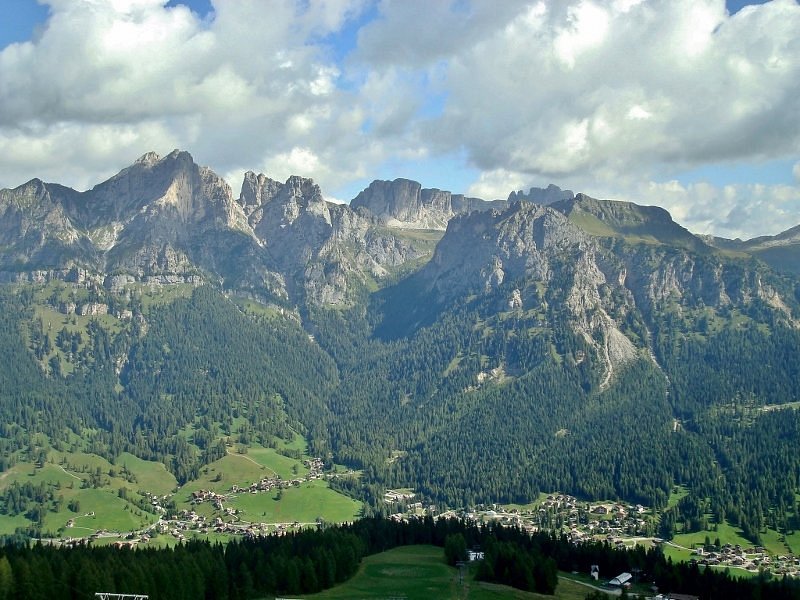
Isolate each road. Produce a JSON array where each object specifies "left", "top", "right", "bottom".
[{"left": 560, "top": 575, "right": 621, "bottom": 597}]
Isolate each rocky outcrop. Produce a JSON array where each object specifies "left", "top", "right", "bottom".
[
  {"left": 0, "top": 179, "right": 96, "bottom": 269},
  {"left": 351, "top": 178, "right": 509, "bottom": 230},
  {"left": 421, "top": 203, "right": 586, "bottom": 299},
  {"left": 508, "top": 183, "right": 574, "bottom": 205},
  {"left": 409, "top": 202, "right": 644, "bottom": 384},
  {"left": 238, "top": 173, "right": 428, "bottom": 304},
  {"left": 1, "top": 151, "right": 797, "bottom": 320},
  {"left": 351, "top": 179, "right": 453, "bottom": 230},
  {"left": 0, "top": 151, "right": 439, "bottom": 306},
  {"left": 350, "top": 178, "right": 575, "bottom": 230},
  {"left": 403, "top": 197, "right": 797, "bottom": 386}
]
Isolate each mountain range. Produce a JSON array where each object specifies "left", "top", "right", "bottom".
[{"left": 1, "top": 150, "right": 800, "bottom": 540}]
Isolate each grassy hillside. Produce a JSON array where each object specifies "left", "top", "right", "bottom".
[{"left": 299, "top": 545, "right": 612, "bottom": 600}]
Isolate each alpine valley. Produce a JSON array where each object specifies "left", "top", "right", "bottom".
[{"left": 1, "top": 149, "right": 800, "bottom": 553}]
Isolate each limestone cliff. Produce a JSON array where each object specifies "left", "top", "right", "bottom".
[
  {"left": 238, "top": 172, "right": 427, "bottom": 304},
  {"left": 350, "top": 178, "right": 504, "bottom": 230}
]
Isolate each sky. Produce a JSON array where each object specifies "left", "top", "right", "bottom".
[{"left": 0, "top": 0, "right": 798, "bottom": 239}]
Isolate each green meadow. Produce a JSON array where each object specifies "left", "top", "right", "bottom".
[
  {"left": 298, "top": 545, "right": 613, "bottom": 600},
  {"left": 230, "top": 479, "right": 360, "bottom": 524},
  {"left": 0, "top": 435, "right": 362, "bottom": 540}
]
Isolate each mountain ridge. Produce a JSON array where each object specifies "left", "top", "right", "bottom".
[{"left": 2, "top": 150, "right": 798, "bottom": 297}]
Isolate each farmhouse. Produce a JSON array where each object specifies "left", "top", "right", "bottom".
[{"left": 608, "top": 572, "right": 632, "bottom": 587}]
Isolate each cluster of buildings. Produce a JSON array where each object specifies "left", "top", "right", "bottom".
[
  {"left": 439, "top": 495, "right": 652, "bottom": 544},
  {"left": 692, "top": 543, "right": 800, "bottom": 577}
]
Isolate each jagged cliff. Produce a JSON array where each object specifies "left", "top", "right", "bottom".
[
  {"left": 350, "top": 179, "right": 575, "bottom": 229},
  {"left": 1, "top": 151, "right": 798, "bottom": 320},
  {"left": 350, "top": 178, "right": 506, "bottom": 230},
  {"left": 0, "top": 152, "right": 433, "bottom": 305},
  {"left": 237, "top": 171, "right": 427, "bottom": 304},
  {"left": 379, "top": 196, "right": 797, "bottom": 388}
]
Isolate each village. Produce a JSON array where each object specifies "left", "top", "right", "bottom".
[
  {"left": 51, "top": 457, "right": 329, "bottom": 548},
  {"left": 141, "top": 457, "right": 328, "bottom": 542},
  {"left": 48, "top": 469, "right": 800, "bottom": 580},
  {"left": 387, "top": 491, "right": 800, "bottom": 579}
]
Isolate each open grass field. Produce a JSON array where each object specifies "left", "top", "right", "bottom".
[
  {"left": 242, "top": 445, "right": 308, "bottom": 479},
  {"left": 230, "top": 479, "right": 360, "bottom": 524},
  {"left": 784, "top": 530, "right": 800, "bottom": 554},
  {"left": 115, "top": 452, "right": 177, "bottom": 495},
  {"left": 54, "top": 450, "right": 116, "bottom": 475},
  {"left": 0, "top": 514, "right": 30, "bottom": 536},
  {"left": 672, "top": 520, "right": 750, "bottom": 550},
  {"left": 661, "top": 542, "right": 693, "bottom": 563},
  {"left": 0, "top": 461, "right": 79, "bottom": 489},
  {"left": 276, "top": 431, "right": 309, "bottom": 454},
  {"left": 0, "top": 459, "right": 160, "bottom": 537},
  {"left": 297, "top": 545, "right": 612, "bottom": 600},
  {"left": 41, "top": 487, "right": 156, "bottom": 536},
  {"left": 179, "top": 453, "right": 270, "bottom": 499},
  {"left": 758, "top": 525, "right": 791, "bottom": 556},
  {"left": 666, "top": 485, "right": 689, "bottom": 510}
]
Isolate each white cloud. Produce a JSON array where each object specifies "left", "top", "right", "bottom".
[
  {"left": 794, "top": 161, "right": 800, "bottom": 184},
  {"left": 423, "top": 0, "right": 800, "bottom": 181},
  {"left": 466, "top": 168, "right": 529, "bottom": 201},
  {"left": 574, "top": 177, "right": 800, "bottom": 239},
  {"left": 0, "top": 0, "right": 374, "bottom": 193},
  {"left": 553, "top": 1, "right": 610, "bottom": 69}
]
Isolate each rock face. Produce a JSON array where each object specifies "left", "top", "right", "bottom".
[
  {"left": 236, "top": 172, "right": 427, "bottom": 304},
  {"left": 508, "top": 183, "right": 574, "bottom": 205},
  {"left": 0, "top": 178, "right": 94, "bottom": 269},
  {"left": 0, "top": 151, "right": 434, "bottom": 306},
  {"left": 0, "top": 150, "right": 256, "bottom": 283},
  {"left": 422, "top": 203, "right": 585, "bottom": 299},
  {"left": 350, "top": 178, "right": 506, "bottom": 230},
  {"left": 410, "top": 202, "right": 639, "bottom": 384},
  {"left": 392, "top": 197, "right": 797, "bottom": 387},
  {"left": 1, "top": 151, "right": 798, "bottom": 322},
  {"left": 350, "top": 178, "right": 573, "bottom": 230}
]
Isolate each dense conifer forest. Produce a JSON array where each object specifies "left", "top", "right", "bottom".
[{"left": 2, "top": 276, "right": 800, "bottom": 546}]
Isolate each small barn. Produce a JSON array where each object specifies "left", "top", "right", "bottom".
[{"left": 609, "top": 572, "right": 632, "bottom": 587}]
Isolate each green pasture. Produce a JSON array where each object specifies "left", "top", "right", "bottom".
[
  {"left": 42, "top": 487, "right": 157, "bottom": 536},
  {"left": 179, "top": 453, "right": 269, "bottom": 500},
  {"left": 114, "top": 452, "right": 177, "bottom": 495},
  {"left": 672, "top": 520, "right": 762, "bottom": 553},
  {"left": 241, "top": 445, "right": 308, "bottom": 479},
  {"left": 666, "top": 485, "right": 689, "bottom": 509},
  {"left": 299, "top": 545, "right": 612, "bottom": 600},
  {"left": 230, "top": 479, "right": 360, "bottom": 525}
]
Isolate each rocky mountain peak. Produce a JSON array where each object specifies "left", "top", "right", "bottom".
[
  {"left": 240, "top": 171, "right": 282, "bottom": 214},
  {"left": 351, "top": 178, "right": 427, "bottom": 224},
  {"left": 422, "top": 202, "right": 586, "bottom": 301},
  {"left": 134, "top": 151, "right": 161, "bottom": 166},
  {"left": 351, "top": 178, "right": 509, "bottom": 230},
  {"left": 552, "top": 193, "right": 707, "bottom": 252},
  {"left": 508, "top": 183, "right": 574, "bottom": 205}
]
